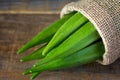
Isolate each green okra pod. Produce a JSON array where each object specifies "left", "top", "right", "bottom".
[
  {"left": 17, "top": 12, "right": 76, "bottom": 54},
  {"left": 20, "top": 45, "right": 45, "bottom": 62},
  {"left": 34, "top": 22, "right": 100, "bottom": 67},
  {"left": 43, "top": 12, "right": 88, "bottom": 55},
  {"left": 25, "top": 41, "right": 104, "bottom": 75},
  {"left": 31, "top": 72, "right": 41, "bottom": 80},
  {"left": 19, "top": 10, "right": 105, "bottom": 80}
]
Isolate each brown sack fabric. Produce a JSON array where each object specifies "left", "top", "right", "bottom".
[{"left": 60, "top": 0, "right": 120, "bottom": 65}]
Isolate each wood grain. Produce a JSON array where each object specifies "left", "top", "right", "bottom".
[
  {"left": 0, "top": 14, "right": 120, "bottom": 80},
  {"left": 0, "top": 0, "right": 78, "bottom": 14}
]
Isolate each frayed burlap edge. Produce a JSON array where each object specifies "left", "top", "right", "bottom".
[{"left": 60, "top": 0, "right": 120, "bottom": 65}]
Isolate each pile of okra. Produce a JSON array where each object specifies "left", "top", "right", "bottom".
[{"left": 18, "top": 12, "right": 105, "bottom": 79}]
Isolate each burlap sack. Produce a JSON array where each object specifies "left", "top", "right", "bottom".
[{"left": 60, "top": 0, "right": 120, "bottom": 65}]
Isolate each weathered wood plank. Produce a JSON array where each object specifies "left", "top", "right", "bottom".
[
  {"left": 0, "top": 71, "right": 120, "bottom": 80},
  {"left": 0, "top": 0, "right": 78, "bottom": 14},
  {"left": 0, "top": 14, "right": 120, "bottom": 80}
]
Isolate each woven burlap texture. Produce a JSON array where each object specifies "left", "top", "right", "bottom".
[{"left": 60, "top": 0, "right": 120, "bottom": 65}]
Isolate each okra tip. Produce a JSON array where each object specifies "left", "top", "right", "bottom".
[
  {"left": 20, "top": 59, "right": 23, "bottom": 62},
  {"left": 30, "top": 76, "right": 34, "bottom": 80},
  {"left": 23, "top": 69, "right": 32, "bottom": 75},
  {"left": 22, "top": 72, "right": 26, "bottom": 75},
  {"left": 20, "top": 59, "right": 26, "bottom": 62},
  {"left": 33, "top": 64, "right": 37, "bottom": 67},
  {"left": 17, "top": 49, "right": 23, "bottom": 54},
  {"left": 30, "top": 73, "right": 39, "bottom": 80},
  {"left": 17, "top": 50, "right": 21, "bottom": 54},
  {"left": 30, "top": 70, "right": 33, "bottom": 73},
  {"left": 17, "top": 45, "right": 29, "bottom": 54},
  {"left": 42, "top": 50, "right": 47, "bottom": 56}
]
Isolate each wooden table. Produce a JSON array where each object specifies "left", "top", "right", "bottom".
[
  {"left": 0, "top": 0, "right": 78, "bottom": 14},
  {"left": 0, "top": 14, "right": 120, "bottom": 80}
]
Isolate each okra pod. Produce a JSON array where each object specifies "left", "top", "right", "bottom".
[
  {"left": 34, "top": 22, "right": 100, "bottom": 67},
  {"left": 20, "top": 45, "right": 45, "bottom": 62},
  {"left": 31, "top": 72, "right": 41, "bottom": 80},
  {"left": 17, "top": 12, "right": 76, "bottom": 54},
  {"left": 19, "top": 10, "right": 105, "bottom": 80},
  {"left": 25, "top": 41, "right": 104, "bottom": 75},
  {"left": 43, "top": 12, "right": 88, "bottom": 55}
]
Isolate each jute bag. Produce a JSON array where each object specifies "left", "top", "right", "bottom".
[{"left": 60, "top": 0, "right": 120, "bottom": 65}]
